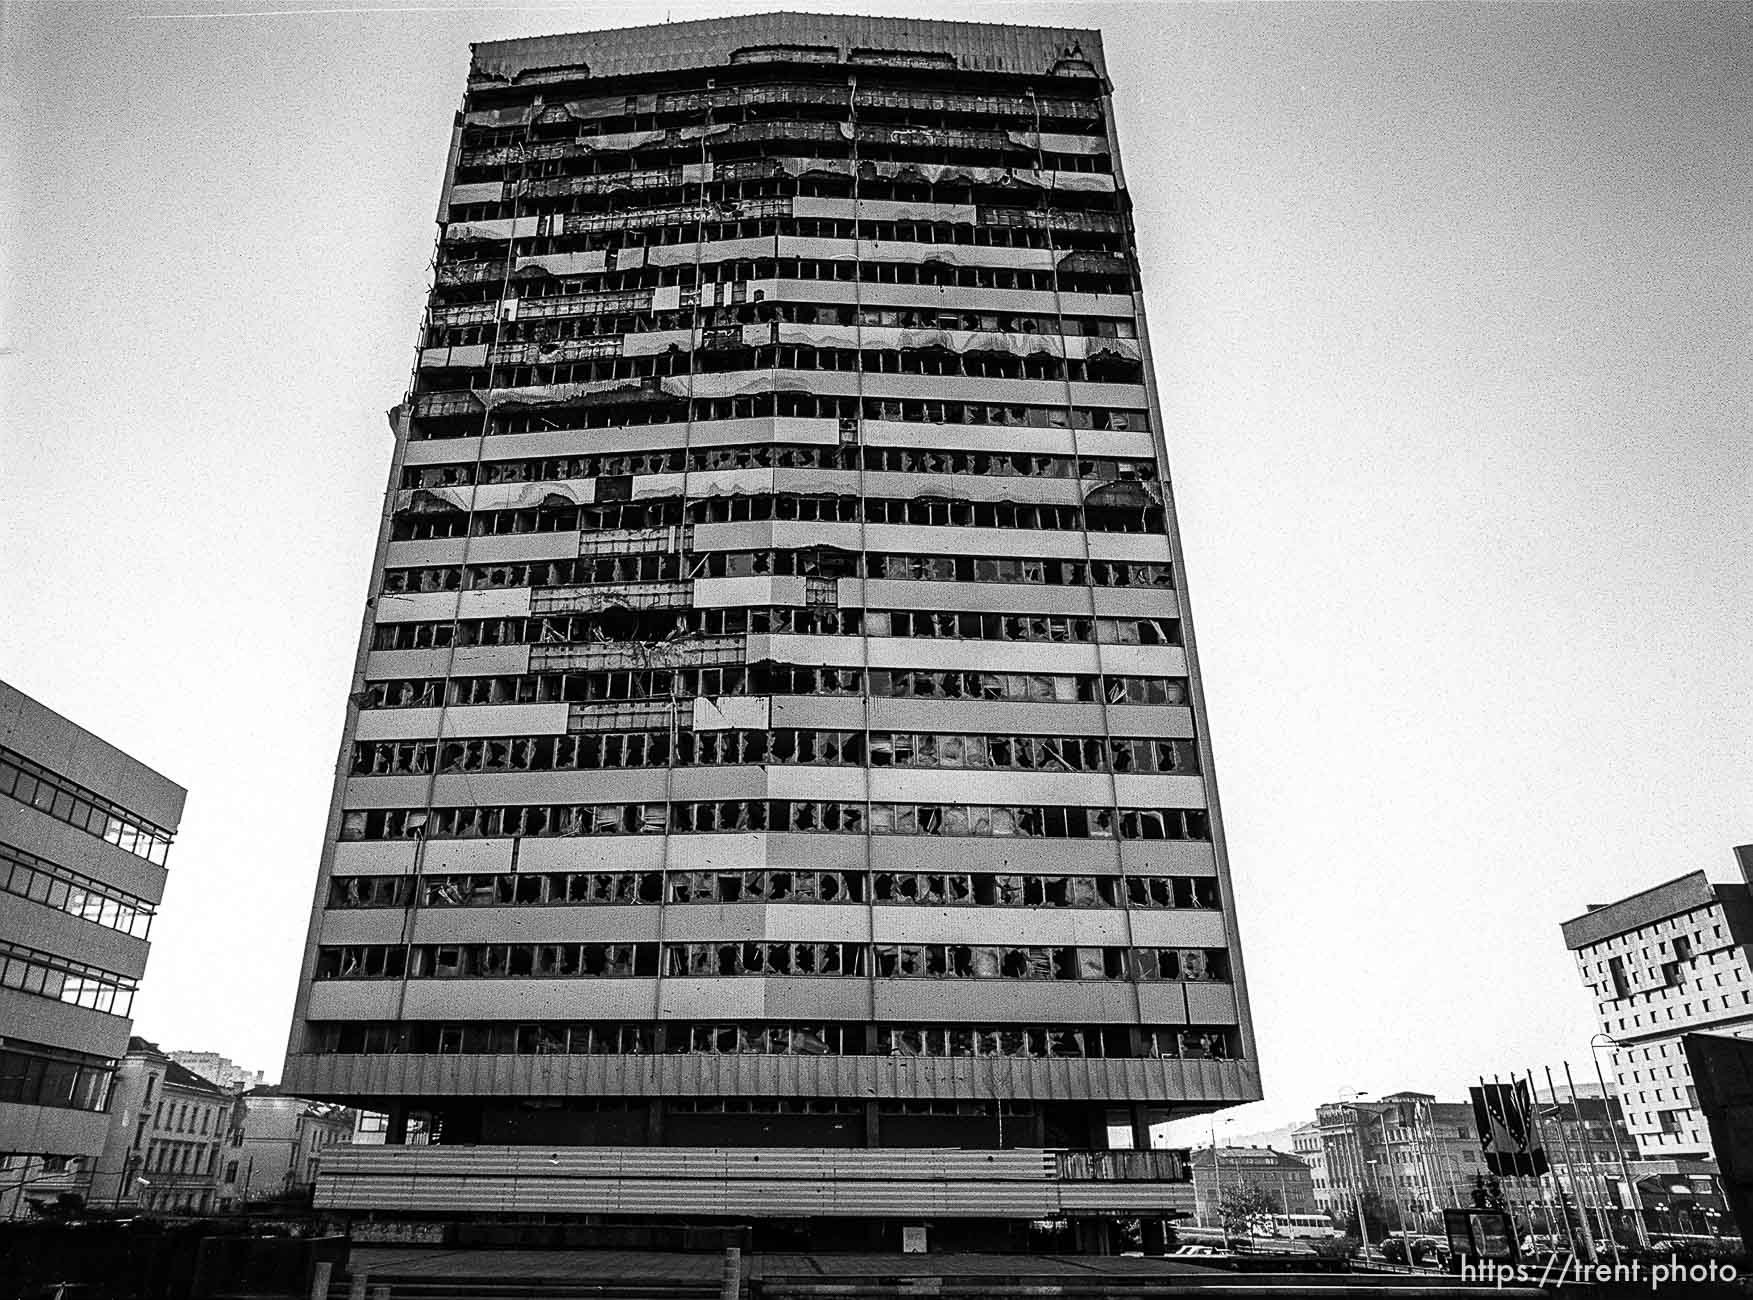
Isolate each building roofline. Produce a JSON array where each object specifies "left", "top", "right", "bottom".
[
  {"left": 159, "top": 1057, "right": 232, "bottom": 1098},
  {"left": 1561, "top": 871, "right": 1739, "bottom": 950},
  {"left": 469, "top": 13, "right": 1107, "bottom": 88},
  {"left": 0, "top": 679, "right": 187, "bottom": 825},
  {"left": 1188, "top": 1145, "right": 1311, "bottom": 1170},
  {"left": 473, "top": 10, "right": 1104, "bottom": 48}
]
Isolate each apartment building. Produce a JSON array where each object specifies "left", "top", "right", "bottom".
[
  {"left": 282, "top": 14, "right": 1257, "bottom": 1244},
  {"left": 1311, "top": 1094, "right": 1484, "bottom": 1230},
  {"left": 1291, "top": 1122, "right": 1331, "bottom": 1214},
  {"left": 1563, "top": 855, "right": 1753, "bottom": 1160},
  {"left": 0, "top": 682, "right": 184, "bottom": 1218},
  {"left": 218, "top": 1089, "right": 354, "bottom": 1206},
  {"left": 81, "top": 1040, "right": 230, "bottom": 1215},
  {"left": 1306, "top": 1086, "right": 1645, "bottom": 1241},
  {"left": 1187, "top": 1145, "right": 1316, "bottom": 1223}
]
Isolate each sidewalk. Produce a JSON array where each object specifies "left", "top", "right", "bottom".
[
  {"left": 349, "top": 1248, "right": 1522, "bottom": 1289},
  {"left": 350, "top": 1247, "right": 723, "bottom": 1280}
]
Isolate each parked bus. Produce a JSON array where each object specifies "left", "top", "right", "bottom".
[{"left": 1250, "top": 1213, "right": 1340, "bottom": 1240}]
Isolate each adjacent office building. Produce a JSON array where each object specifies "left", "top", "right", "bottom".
[
  {"left": 283, "top": 14, "right": 1258, "bottom": 1242},
  {"left": 0, "top": 681, "right": 184, "bottom": 1217},
  {"left": 1562, "top": 852, "right": 1753, "bottom": 1160}
]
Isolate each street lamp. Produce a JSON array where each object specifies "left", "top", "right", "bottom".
[
  {"left": 1368, "top": 1158, "right": 1416, "bottom": 1268},
  {"left": 1209, "top": 1116, "right": 1235, "bottom": 1232},
  {"left": 108, "top": 1152, "right": 142, "bottom": 1212},
  {"left": 1412, "top": 1096, "right": 1453, "bottom": 1229},
  {"left": 1589, "top": 1033, "right": 1652, "bottom": 1250},
  {"left": 1341, "top": 1092, "right": 1375, "bottom": 1259}
]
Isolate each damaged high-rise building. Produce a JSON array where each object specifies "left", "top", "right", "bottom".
[{"left": 283, "top": 12, "right": 1259, "bottom": 1249}]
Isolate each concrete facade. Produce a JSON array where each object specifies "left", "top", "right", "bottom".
[
  {"left": 281, "top": 14, "right": 1256, "bottom": 1231},
  {"left": 1562, "top": 854, "right": 1753, "bottom": 1160},
  {"left": 0, "top": 682, "right": 184, "bottom": 1217}
]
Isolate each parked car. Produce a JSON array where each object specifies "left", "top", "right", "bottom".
[
  {"left": 1644, "top": 1236, "right": 1739, "bottom": 1260},
  {"left": 1412, "top": 1237, "right": 1451, "bottom": 1266},
  {"left": 1378, "top": 1236, "right": 1447, "bottom": 1266}
]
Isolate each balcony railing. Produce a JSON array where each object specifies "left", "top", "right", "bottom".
[
  {"left": 435, "top": 260, "right": 507, "bottom": 286},
  {"left": 1057, "top": 1149, "right": 1190, "bottom": 1182},
  {"left": 531, "top": 634, "right": 745, "bottom": 673},
  {"left": 531, "top": 581, "right": 691, "bottom": 615},
  {"left": 411, "top": 391, "right": 485, "bottom": 420}
]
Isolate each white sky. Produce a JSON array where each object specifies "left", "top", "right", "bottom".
[{"left": 2, "top": 1, "right": 1749, "bottom": 1143}]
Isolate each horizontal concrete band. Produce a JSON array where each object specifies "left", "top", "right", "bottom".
[
  {"left": 316, "top": 1145, "right": 1194, "bottom": 1218},
  {"left": 399, "top": 419, "right": 1148, "bottom": 469},
  {"left": 755, "top": 1288, "right": 1549, "bottom": 1299},
  {"left": 313, "top": 906, "right": 1231, "bottom": 947},
  {"left": 320, "top": 1176, "right": 1193, "bottom": 1218},
  {"left": 0, "top": 1099, "right": 111, "bottom": 1160},
  {"left": 283, "top": 1052, "right": 1259, "bottom": 1104}
]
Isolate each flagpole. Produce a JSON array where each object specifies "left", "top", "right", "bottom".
[
  {"left": 1524, "top": 1070, "right": 1578, "bottom": 1258},
  {"left": 1564, "top": 1061, "right": 1619, "bottom": 1265},
  {"left": 1420, "top": 1097, "right": 1453, "bottom": 1226},
  {"left": 1560, "top": 1070, "right": 1609, "bottom": 1258},
  {"left": 1502, "top": 1072, "right": 1550, "bottom": 1245},
  {"left": 1495, "top": 1073, "right": 1539, "bottom": 1244},
  {"left": 1589, "top": 1034, "right": 1651, "bottom": 1251},
  {"left": 1543, "top": 1064, "right": 1596, "bottom": 1263}
]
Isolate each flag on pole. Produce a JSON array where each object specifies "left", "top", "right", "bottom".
[{"left": 1471, "top": 1080, "right": 1549, "bottom": 1178}]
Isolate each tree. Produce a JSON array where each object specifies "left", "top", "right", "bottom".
[
  {"left": 1340, "top": 1189, "right": 1402, "bottom": 1239},
  {"left": 1218, "top": 1182, "right": 1281, "bottom": 1235}
]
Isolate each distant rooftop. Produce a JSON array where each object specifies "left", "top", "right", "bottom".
[
  {"left": 471, "top": 13, "right": 1105, "bottom": 87},
  {"left": 127, "top": 1039, "right": 232, "bottom": 1096},
  {"left": 1188, "top": 1144, "right": 1310, "bottom": 1171}
]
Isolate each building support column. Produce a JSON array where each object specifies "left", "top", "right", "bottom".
[
  {"left": 1073, "top": 1218, "right": 1113, "bottom": 1254},
  {"left": 1141, "top": 1216, "right": 1169, "bottom": 1254},
  {"left": 1130, "top": 1104, "right": 1153, "bottom": 1151},
  {"left": 1090, "top": 1107, "right": 1114, "bottom": 1150}
]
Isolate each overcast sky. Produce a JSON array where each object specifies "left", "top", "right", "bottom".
[{"left": 2, "top": 0, "right": 1748, "bottom": 1140}]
